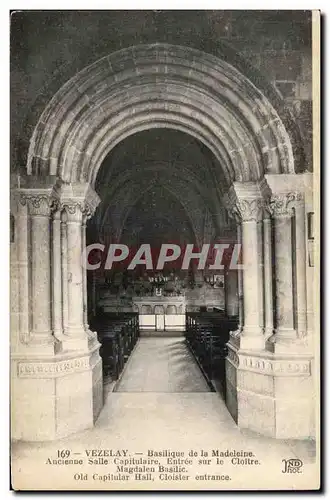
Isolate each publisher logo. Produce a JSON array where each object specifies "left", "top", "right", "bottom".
[{"left": 282, "top": 458, "right": 303, "bottom": 474}]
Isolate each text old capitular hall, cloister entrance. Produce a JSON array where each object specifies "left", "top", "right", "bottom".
[{"left": 11, "top": 43, "right": 315, "bottom": 442}]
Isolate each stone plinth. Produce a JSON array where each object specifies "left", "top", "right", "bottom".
[
  {"left": 225, "top": 343, "right": 315, "bottom": 439},
  {"left": 11, "top": 345, "right": 103, "bottom": 441}
]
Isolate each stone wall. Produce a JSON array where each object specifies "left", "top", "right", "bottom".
[{"left": 11, "top": 11, "right": 312, "bottom": 172}]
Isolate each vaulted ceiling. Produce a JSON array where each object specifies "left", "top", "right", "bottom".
[{"left": 89, "top": 129, "right": 233, "bottom": 247}]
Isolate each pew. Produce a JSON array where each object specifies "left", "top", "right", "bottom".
[
  {"left": 90, "top": 311, "right": 140, "bottom": 382},
  {"left": 185, "top": 312, "right": 238, "bottom": 393}
]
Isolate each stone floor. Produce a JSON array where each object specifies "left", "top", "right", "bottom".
[
  {"left": 115, "top": 336, "right": 211, "bottom": 392},
  {"left": 11, "top": 336, "right": 318, "bottom": 491}
]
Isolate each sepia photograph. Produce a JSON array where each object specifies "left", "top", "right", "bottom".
[{"left": 10, "top": 9, "right": 320, "bottom": 491}]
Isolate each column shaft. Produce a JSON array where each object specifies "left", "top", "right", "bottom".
[
  {"left": 273, "top": 214, "right": 295, "bottom": 335},
  {"left": 263, "top": 216, "right": 274, "bottom": 338},
  {"left": 257, "top": 219, "right": 265, "bottom": 331},
  {"left": 295, "top": 202, "right": 308, "bottom": 337},
  {"left": 29, "top": 197, "right": 53, "bottom": 346},
  {"left": 61, "top": 212, "right": 69, "bottom": 334},
  {"left": 17, "top": 199, "right": 29, "bottom": 343},
  {"left": 82, "top": 215, "right": 89, "bottom": 331},
  {"left": 66, "top": 207, "right": 85, "bottom": 336},
  {"left": 237, "top": 223, "right": 244, "bottom": 329},
  {"left": 52, "top": 210, "right": 63, "bottom": 339},
  {"left": 241, "top": 219, "right": 262, "bottom": 337},
  {"left": 225, "top": 270, "right": 239, "bottom": 317}
]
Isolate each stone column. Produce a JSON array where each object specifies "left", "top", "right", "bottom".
[
  {"left": 92, "top": 271, "right": 97, "bottom": 317},
  {"left": 62, "top": 202, "right": 86, "bottom": 347},
  {"left": 263, "top": 213, "right": 274, "bottom": 339},
  {"left": 257, "top": 217, "right": 265, "bottom": 332},
  {"left": 236, "top": 198, "right": 264, "bottom": 350},
  {"left": 52, "top": 208, "right": 63, "bottom": 342},
  {"left": 24, "top": 194, "right": 54, "bottom": 350},
  {"left": 237, "top": 223, "right": 244, "bottom": 330},
  {"left": 267, "top": 193, "right": 298, "bottom": 350},
  {"left": 56, "top": 183, "right": 101, "bottom": 350},
  {"left": 17, "top": 196, "right": 30, "bottom": 345},
  {"left": 225, "top": 269, "right": 239, "bottom": 317},
  {"left": 81, "top": 213, "right": 89, "bottom": 333},
  {"left": 61, "top": 210, "right": 69, "bottom": 335},
  {"left": 295, "top": 198, "right": 308, "bottom": 338}
]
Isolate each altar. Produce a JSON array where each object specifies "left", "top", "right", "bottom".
[{"left": 133, "top": 295, "right": 186, "bottom": 332}]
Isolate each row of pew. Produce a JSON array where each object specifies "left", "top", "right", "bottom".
[
  {"left": 185, "top": 312, "right": 238, "bottom": 392},
  {"left": 90, "top": 311, "right": 139, "bottom": 381}
]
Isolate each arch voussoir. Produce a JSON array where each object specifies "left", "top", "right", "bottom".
[{"left": 27, "top": 44, "right": 295, "bottom": 185}]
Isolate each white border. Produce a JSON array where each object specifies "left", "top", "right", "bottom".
[{"left": 3, "top": 4, "right": 327, "bottom": 498}]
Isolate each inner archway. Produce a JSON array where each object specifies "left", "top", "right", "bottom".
[{"left": 87, "top": 127, "right": 234, "bottom": 335}]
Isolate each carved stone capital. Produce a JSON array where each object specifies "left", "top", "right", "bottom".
[
  {"left": 60, "top": 199, "right": 95, "bottom": 222},
  {"left": 55, "top": 182, "right": 100, "bottom": 221},
  {"left": 20, "top": 193, "right": 57, "bottom": 217},
  {"left": 267, "top": 192, "right": 303, "bottom": 218},
  {"left": 234, "top": 198, "right": 264, "bottom": 222},
  {"left": 61, "top": 200, "right": 84, "bottom": 219}
]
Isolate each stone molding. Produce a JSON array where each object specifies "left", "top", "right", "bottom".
[
  {"left": 240, "top": 354, "right": 311, "bottom": 376},
  {"left": 227, "top": 344, "right": 240, "bottom": 366},
  {"left": 16, "top": 356, "right": 90, "bottom": 378},
  {"left": 233, "top": 198, "right": 264, "bottom": 222},
  {"left": 267, "top": 192, "right": 304, "bottom": 218},
  {"left": 19, "top": 192, "right": 57, "bottom": 217},
  {"left": 226, "top": 344, "right": 312, "bottom": 377},
  {"left": 60, "top": 200, "right": 90, "bottom": 222},
  {"left": 27, "top": 44, "right": 297, "bottom": 185},
  {"left": 56, "top": 182, "right": 101, "bottom": 219},
  {"left": 17, "top": 182, "right": 101, "bottom": 220},
  {"left": 223, "top": 182, "right": 267, "bottom": 223},
  {"left": 223, "top": 182, "right": 305, "bottom": 223}
]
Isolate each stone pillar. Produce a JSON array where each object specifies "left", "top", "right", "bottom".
[
  {"left": 267, "top": 193, "right": 298, "bottom": 351},
  {"left": 82, "top": 213, "right": 90, "bottom": 333},
  {"left": 263, "top": 214, "right": 273, "bottom": 339},
  {"left": 11, "top": 183, "right": 104, "bottom": 442},
  {"left": 92, "top": 271, "right": 97, "bottom": 317},
  {"left": 237, "top": 198, "right": 264, "bottom": 350},
  {"left": 237, "top": 223, "right": 244, "bottom": 330},
  {"left": 24, "top": 193, "right": 55, "bottom": 350},
  {"left": 224, "top": 182, "right": 314, "bottom": 440},
  {"left": 257, "top": 217, "right": 265, "bottom": 332},
  {"left": 17, "top": 196, "right": 30, "bottom": 345},
  {"left": 61, "top": 201, "right": 87, "bottom": 349},
  {"left": 61, "top": 210, "right": 69, "bottom": 335},
  {"left": 225, "top": 270, "right": 239, "bottom": 317},
  {"left": 295, "top": 198, "right": 308, "bottom": 338},
  {"left": 52, "top": 208, "right": 63, "bottom": 342}
]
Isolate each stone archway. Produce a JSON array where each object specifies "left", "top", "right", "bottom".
[
  {"left": 11, "top": 43, "right": 314, "bottom": 441},
  {"left": 27, "top": 44, "right": 295, "bottom": 183}
]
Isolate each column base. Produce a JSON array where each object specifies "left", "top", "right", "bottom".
[
  {"left": 58, "top": 327, "right": 100, "bottom": 352},
  {"left": 11, "top": 343, "right": 103, "bottom": 441},
  {"left": 225, "top": 343, "right": 315, "bottom": 439},
  {"left": 266, "top": 329, "right": 310, "bottom": 354},
  {"left": 19, "top": 333, "right": 57, "bottom": 355},
  {"left": 230, "top": 326, "right": 265, "bottom": 350}
]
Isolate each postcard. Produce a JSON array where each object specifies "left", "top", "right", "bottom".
[{"left": 10, "top": 10, "right": 320, "bottom": 491}]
